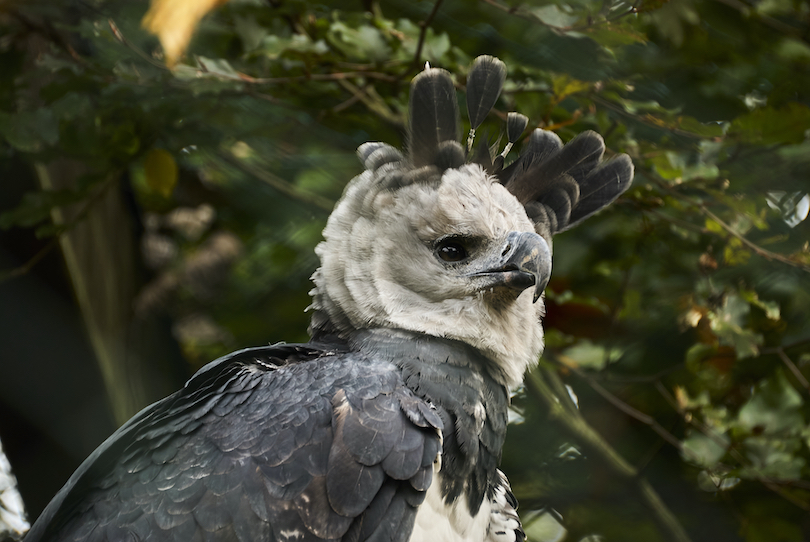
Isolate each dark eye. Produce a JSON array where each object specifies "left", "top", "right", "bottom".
[{"left": 436, "top": 240, "right": 468, "bottom": 263}]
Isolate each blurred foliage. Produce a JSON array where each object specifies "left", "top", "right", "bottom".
[{"left": 1, "top": 0, "right": 809, "bottom": 540}]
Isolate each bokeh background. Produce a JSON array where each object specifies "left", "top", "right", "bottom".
[{"left": 1, "top": 1, "right": 809, "bottom": 540}]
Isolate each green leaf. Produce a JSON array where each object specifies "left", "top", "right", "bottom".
[
  {"left": 259, "top": 34, "right": 330, "bottom": 59},
  {"left": 327, "top": 20, "right": 391, "bottom": 62},
  {"left": 709, "top": 293, "right": 762, "bottom": 358},
  {"left": 682, "top": 430, "right": 729, "bottom": 467},
  {"left": 585, "top": 21, "right": 647, "bottom": 48},
  {"left": 561, "top": 340, "right": 622, "bottom": 370},
  {"left": 729, "top": 103, "right": 810, "bottom": 145},
  {"left": 551, "top": 74, "right": 591, "bottom": 101},
  {"left": 0, "top": 108, "right": 59, "bottom": 152},
  {"left": 685, "top": 343, "right": 716, "bottom": 371},
  {"left": 530, "top": 5, "right": 579, "bottom": 28},
  {"left": 0, "top": 189, "right": 87, "bottom": 231},
  {"left": 739, "top": 289, "right": 780, "bottom": 320},
  {"left": 737, "top": 370, "right": 803, "bottom": 435},
  {"left": 740, "top": 436, "right": 805, "bottom": 480}
]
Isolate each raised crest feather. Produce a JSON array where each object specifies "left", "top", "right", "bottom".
[
  {"left": 397, "top": 55, "right": 632, "bottom": 240},
  {"left": 408, "top": 68, "right": 460, "bottom": 168},
  {"left": 465, "top": 56, "right": 507, "bottom": 152}
]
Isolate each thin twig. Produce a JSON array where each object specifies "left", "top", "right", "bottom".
[
  {"left": 336, "top": 79, "right": 403, "bottom": 126},
  {"left": 108, "top": 18, "right": 170, "bottom": 70},
  {"left": 0, "top": 238, "right": 59, "bottom": 284},
  {"left": 646, "top": 171, "right": 810, "bottom": 273},
  {"left": 216, "top": 152, "right": 335, "bottom": 212},
  {"left": 411, "top": 0, "right": 445, "bottom": 72},
  {"left": 239, "top": 71, "right": 398, "bottom": 85},
  {"left": 762, "top": 338, "right": 810, "bottom": 354},
  {"left": 555, "top": 355, "right": 687, "bottom": 452},
  {"left": 591, "top": 96, "right": 706, "bottom": 140},
  {"left": 775, "top": 348, "right": 810, "bottom": 392},
  {"left": 333, "top": 82, "right": 371, "bottom": 113},
  {"left": 699, "top": 204, "right": 809, "bottom": 271}
]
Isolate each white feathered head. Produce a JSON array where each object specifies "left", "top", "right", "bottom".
[{"left": 310, "top": 56, "right": 633, "bottom": 387}]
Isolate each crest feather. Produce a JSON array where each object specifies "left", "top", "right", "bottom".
[
  {"left": 408, "top": 67, "right": 460, "bottom": 168},
  {"left": 369, "top": 56, "right": 633, "bottom": 237}
]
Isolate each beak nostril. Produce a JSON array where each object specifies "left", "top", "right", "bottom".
[{"left": 501, "top": 244, "right": 511, "bottom": 257}]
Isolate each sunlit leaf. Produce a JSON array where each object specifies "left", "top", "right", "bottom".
[
  {"left": 737, "top": 370, "right": 803, "bottom": 435},
  {"left": 682, "top": 430, "right": 729, "bottom": 467},
  {"left": 709, "top": 293, "right": 762, "bottom": 358},
  {"left": 551, "top": 74, "right": 591, "bottom": 102},
  {"left": 142, "top": 0, "right": 230, "bottom": 66},
  {"left": 739, "top": 290, "right": 780, "bottom": 320},
  {"left": 740, "top": 436, "right": 805, "bottom": 480},
  {"left": 560, "top": 340, "right": 622, "bottom": 370}
]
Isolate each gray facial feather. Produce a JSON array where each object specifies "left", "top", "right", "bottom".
[{"left": 310, "top": 164, "right": 545, "bottom": 387}]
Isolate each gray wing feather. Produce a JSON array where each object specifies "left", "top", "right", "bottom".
[{"left": 26, "top": 346, "right": 442, "bottom": 542}]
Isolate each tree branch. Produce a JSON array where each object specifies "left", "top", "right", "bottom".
[
  {"left": 527, "top": 366, "right": 693, "bottom": 542},
  {"left": 411, "top": 0, "right": 445, "bottom": 72}
]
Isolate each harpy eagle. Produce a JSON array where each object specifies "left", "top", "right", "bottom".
[{"left": 24, "top": 56, "right": 633, "bottom": 542}]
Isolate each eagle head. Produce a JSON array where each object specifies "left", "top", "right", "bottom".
[{"left": 309, "top": 56, "right": 633, "bottom": 387}]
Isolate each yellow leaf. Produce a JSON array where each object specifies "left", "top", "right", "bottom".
[
  {"left": 144, "top": 148, "right": 178, "bottom": 198},
  {"left": 551, "top": 74, "right": 591, "bottom": 102},
  {"left": 142, "top": 0, "right": 230, "bottom": 66}
]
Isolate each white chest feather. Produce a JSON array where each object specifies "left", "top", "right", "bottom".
[
  {"left": 408, "top": 472, "right": 522, "bottom": 542},
  {"left": 409, "top": 477, "right": 492, "bottom": 542}
]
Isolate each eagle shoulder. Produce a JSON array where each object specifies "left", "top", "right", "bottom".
[{"left": 25, "top": 343, "right": 443, "bottom": 542}]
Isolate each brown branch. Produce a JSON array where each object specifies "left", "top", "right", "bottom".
[
  {"left": 527, "top": 367, "right": 694, "bottom": 542},
  {"left": 698, "top": 203, "right": 809, "bottom": 272},
  {"left": 336, "top": 79, "right": 403, "bottom": 126},
  {"left": 411, "top": 0, "right": 445, "bottom": 71},
  {"left": 762, "top": 338, "right": 810, "bottom": 354},
  {"left": 591, "top": 96, "right": 707, "bottom": 140},
  {"left": 0, "top": 237, "right": 59, "bottom": 284},
  {"left": 333, "top": 82, "right": 371, "bottom": 113},
  {"left": 239, "top": 71, "right": 398, "bottom": 85},
  {"left": 775, "top": 348, "right": 810, "bottom": 392},
  {"left": 554, "top": 355, "right": 688, "bottom": 453}
]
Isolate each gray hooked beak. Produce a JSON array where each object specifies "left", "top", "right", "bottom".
[{"left": 471, "top": 231, "right": 552, "bottom": 302}]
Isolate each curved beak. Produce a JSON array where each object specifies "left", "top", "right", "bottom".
[{"left": 469, "top": 231, "right": 552, "bottom": 303}]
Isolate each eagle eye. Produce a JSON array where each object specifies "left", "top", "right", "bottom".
[{"left": 436, "top": 239, "right": 469, "bottom": 263}]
